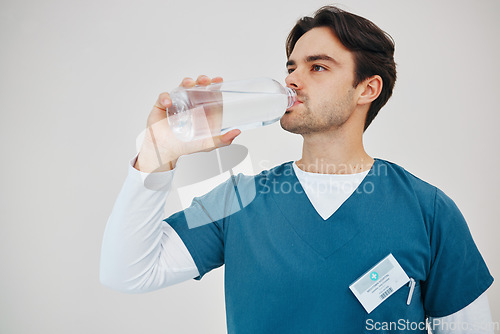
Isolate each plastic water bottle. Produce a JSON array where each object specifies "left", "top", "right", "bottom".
[{"left": 166, "top": 77, "right": 296, "bottom": 141}]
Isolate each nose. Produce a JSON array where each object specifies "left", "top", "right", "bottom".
[{"left": 285, "top": 70, "right": 303, "bottom": 90}]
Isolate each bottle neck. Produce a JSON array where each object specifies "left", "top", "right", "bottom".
[{"left": 286, "top": 87, "right": 297, "bottom": 109}]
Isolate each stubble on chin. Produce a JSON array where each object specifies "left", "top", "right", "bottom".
[
  {"left": 281, "top": 89, "right": 355, "bottom": 135},
  {"left": 280, "top": 102, "right": 342, "bottom": 135},
  {"left": 279, "top": 105, "right": 311, "bottom": 134}
]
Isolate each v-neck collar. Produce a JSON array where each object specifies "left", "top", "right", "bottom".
[
  {"left": 269, "top": 159, "right": 384, "bottom": 259},
  {"left": 292, "top": 162, "right": 370, "bottom": 221}
]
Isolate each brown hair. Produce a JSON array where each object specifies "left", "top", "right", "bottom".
[{"left": 286, "top": 6, "right": 397, "bottom": 131}]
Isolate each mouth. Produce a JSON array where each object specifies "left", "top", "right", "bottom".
[{"left": 286, "top": 100, "right": 303, "bottom": 112}]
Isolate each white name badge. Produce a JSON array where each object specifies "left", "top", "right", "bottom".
[{"left": 349, "top": 253, "right": 409, "bottom": 314}]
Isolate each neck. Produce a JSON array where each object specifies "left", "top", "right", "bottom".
[{"left": 296, "top": 124, "right": 373, "bottom": 175}]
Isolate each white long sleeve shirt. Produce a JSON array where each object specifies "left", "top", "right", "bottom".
[{"left": 100, "top": 156, "right": 493, "bottom": 333}]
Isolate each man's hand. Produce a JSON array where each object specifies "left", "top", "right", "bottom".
[{"left": 134, "top": 75, "right": 241, "bottom": 173}]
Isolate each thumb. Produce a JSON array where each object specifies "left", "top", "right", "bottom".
[{"left": 216, "top": 129, "right": 241, "bottom": 147}]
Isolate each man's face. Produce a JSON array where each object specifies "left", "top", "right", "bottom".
[{"left": 281, "top": 27, "right": 359, "bottom": 135}]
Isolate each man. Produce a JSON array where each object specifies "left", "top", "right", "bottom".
[{"left": 100, "top": 6, "right": 494, "bottom": 333}]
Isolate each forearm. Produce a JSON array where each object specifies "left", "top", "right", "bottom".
[
  {"left": 134, "top": 126, "right": 180, "bottom": 173},
  {"left": 99, "top": 156, "right": 198, "bottom": 293}
]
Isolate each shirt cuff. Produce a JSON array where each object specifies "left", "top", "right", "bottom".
[{"left": 128, "top": 155, "right": 176, "bottom": 191}]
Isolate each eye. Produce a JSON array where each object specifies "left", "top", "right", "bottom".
[
  {"left": 287, "top": 68, "right": 295, "bottom": 74},
  {"left": 312, "top": 65, "right": 326, "bottom": 72}
]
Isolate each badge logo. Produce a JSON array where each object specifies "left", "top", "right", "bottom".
[{"left": 370, "top": 272, "right": 379, "bottom": 281}]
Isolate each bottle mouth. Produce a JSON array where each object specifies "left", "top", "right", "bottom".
[{"left": 285, "top": 87, "right": 297, "bottom": 109}]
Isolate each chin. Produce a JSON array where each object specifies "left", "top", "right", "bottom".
[{"left": 280, "top": 118, "right": 303, "bottom": 135}]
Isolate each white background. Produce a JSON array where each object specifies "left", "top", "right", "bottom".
[{"left": 1, "top": 0, "right": 499, "bottom": 333}]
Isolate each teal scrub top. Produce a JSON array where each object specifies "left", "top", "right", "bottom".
[{"left": 166, "top": 159, "right": 493, "bottom": 333}]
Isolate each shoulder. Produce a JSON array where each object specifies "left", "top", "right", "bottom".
[
  {"left": 376, "top": 158, "right": 437, "bottom": 194},
  {"left": 375, "top": 158, "right": 460, "bottom": 221},
  {"left": 221, "top": 161, "right": 293, "bottom": 189},
  {"left": 256, "top": 161, "right": 294, "bottom": 180},
  {"left": 250, "top": 161, "right": 293, "bottom": 182},
  {"left": 193, "top": 161, "right": 292, "bottom": 205}
]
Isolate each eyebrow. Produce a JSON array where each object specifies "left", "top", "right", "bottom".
[{"left": 286, "top": 54, "right": 338, "bottom": 67}]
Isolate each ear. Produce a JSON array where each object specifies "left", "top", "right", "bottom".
[{"left": 357, "top": 75, "right": 383, "bottom": 106}]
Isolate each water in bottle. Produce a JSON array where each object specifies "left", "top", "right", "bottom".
[{"left": 167, "top": 77, "right": 296, "bottom": 141}]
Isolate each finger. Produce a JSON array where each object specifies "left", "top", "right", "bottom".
[
  {"left": 212, "top": 76, "right": 223, "bottom": 84},
  {"left": 180, "top": 77, "right": 196, "bottom": 88},
  {"left": 155, "top": 92, "right": 172, "bottom": 109},
  {"left": 217, "top": 129, "right": 241, "bottom": 147},
  {"left": 196, "top": 75, "right": 211, "bottom": 86},
  {"left": 198, "top": 129, "right": 241, "bottom": 153}
]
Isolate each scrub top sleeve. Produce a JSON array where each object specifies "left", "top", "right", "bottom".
[
  {"left": 422, "top": 188, "right": 493, "bottom": 318},
  {"left": 165, "top": 173, "right": 256, "bottom": 280},
  {"left": 166, "top": 210, "right": 224, "bottom": 280}
]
